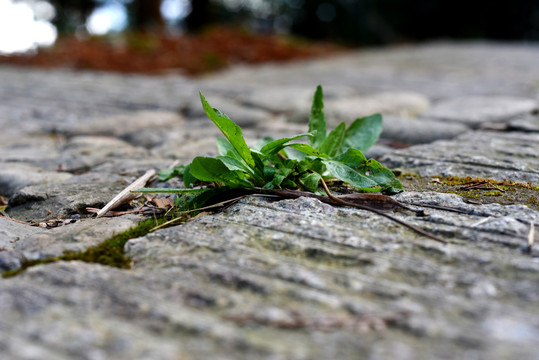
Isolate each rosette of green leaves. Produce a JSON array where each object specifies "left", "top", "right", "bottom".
[{"left": 137, "top": 85, "right": 402, "bottom": 209}]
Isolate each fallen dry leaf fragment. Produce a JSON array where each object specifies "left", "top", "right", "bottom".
[{"left": 152, "top": 198, "right": 174, "bottom": 209}]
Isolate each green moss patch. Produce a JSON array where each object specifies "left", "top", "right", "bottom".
[
  {"left": 398, "top": 174, "right": 539, "bottom": 211},
  {"left": 2, "top": 216, "right": 171, "bottom": 278}
]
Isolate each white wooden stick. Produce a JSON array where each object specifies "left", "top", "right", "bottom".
[
  {"left": 96, "top": 169, "right": 156, "bottom": 218},
  {"left": 528, "top": 222, "right": 535, "bottom": 252}
]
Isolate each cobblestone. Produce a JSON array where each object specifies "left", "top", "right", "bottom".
[{"left": 0, "top": 42, "right": 538, "bottom": 359}]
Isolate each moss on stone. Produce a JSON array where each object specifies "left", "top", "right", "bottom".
[
  {"left": 2, "top": 216, "right": 171, "bottom": 278},
  {"left": 398, "top": 174, "right": 539, "bottom": 211}
]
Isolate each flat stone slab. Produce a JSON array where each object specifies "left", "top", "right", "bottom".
[
  {"left": 200, "top": 43, "right": 539, "bottom": 99},
  {"left": 381, "top": 131, "right": 539, "bottom": 183},
  {"left": 0, "top": 194, "right": 537, "bottom": 359},
  {"left": 0, "top": 163, "right": 72, "bottom": 197},
  {"left": 63, "top": 111, "right": 185, "bottom": 138},
  {"left": 285, "top": 91, "right": 431, "bottom": 126},
  {"left": 381, "top": 115, "right": 469, "bottom": 144},
  {"left": 0, "top": 214, "right": 139, "bottom": 272},
  {"left": 1, "top": 42, "right": 539, "bottom": 359},
  {"left": 0, "top": 218, "right": 45, "bottom": 271},
  {"left": 324, "top": 92, "right": 430, "bottom": 122},
  {"left": 508, "top": 113, "right": 539, "bottom": 132},
  {"left": 7, "top": 180, "right": 130, "bottom": 220},
  {"left": 422, "top": 96, "right": 537, "bottom": 126}
]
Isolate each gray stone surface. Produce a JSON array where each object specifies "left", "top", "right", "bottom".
[
  {"left": 16, "top": 215, "right": 139, "bottom": 260},
  {"left": 508, "top": 113, "right": 539, "bottom": 132},
  {"left": 423, "top": 96, "right": 538, "bottom": 126},
  {"left": 183, "top": 96, "right": 274, "bottom": 127},
  {"left": 199, "top": 43, "right": 539, "bottom": 99},
  {"left": 0, "top": 218, "right": 44, "bottom": 252},
  {"left": 63, "top": 111, "right": 185, "bottom": 138},
  {"left": 381, "top": 115, "right": 469, "bottom": 144},
  {"left": 235, "top": 86, "right": 356, "bottom": 113},
  {"left": 7, "top": 180, "right": 130, "bottom": 220},
  {"left": 0, "top": 215, "right": 139, "bottom": 272},
  {"left": 0, "top": 163, "right": 72, "bottom": 197},
  {"left": 1, "top": 195, "right": 537, "bottom": 359},
  {"left": 0, "top": 262, "right": 188, "bottom": 360},
  {"left": 380, "top": 131, "right": 539, "bottom": 182},
  {"left": 325, "top": 92, "right": 431, "bottom": 123},
  {"left": 63, "top": 110, "right": 186, "bottom": 149},
  {"left": 1, "top": 42, "right": 539, "bottom": 359},
  {"left": 0, "top": 136, "right": 61, "bottom": 164},
  {"left": 287, "top": 91, "right": 431, "bottom": 127}
]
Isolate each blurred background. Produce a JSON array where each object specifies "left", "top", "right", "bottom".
[{"left": 1, "top": 0, "right": 539, "bottom": 75}]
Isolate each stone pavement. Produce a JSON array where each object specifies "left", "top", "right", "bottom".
[{"left": 0, "top": 42, "right": 538, "bottom": 359}]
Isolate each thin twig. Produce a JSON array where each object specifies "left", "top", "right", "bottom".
[
  {"left": 527, "top": 222, "right": 535, "bottom": 254},
  {"left": 271, "top": 152, "right": 444, "bottom": 242},
  {"left": 97, "top": 169, "right": 156, "bottom": 218},
  {"left": 87, "top": 205, "right": 145, "bottom": 217},
  {"left": 470, "top": 217, "right": 491, "bottom": 227},
  {"left": 406, "top": 202, "right": 473, "bottom": 215},
  {"left": 0, "top": 214, "right": 35, "bottom": 226},
  {"left": 146, "top": 181, "right": 448, "bottom": 243},
  {"left": 149, "top": 195, "right": 248, "bottom": 232},
  {"left": 459, "top": 181, "right": 505, "bottom": 192},
  {"left": 317, "top": 177, "right": 447, "bottom": 244}
]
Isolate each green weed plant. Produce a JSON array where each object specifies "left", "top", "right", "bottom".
[{"left": 137, "top": 85, "right": 402, "bottom": 209}]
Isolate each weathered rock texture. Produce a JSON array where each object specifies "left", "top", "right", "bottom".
[
  {"left": 381, "top": 131, "right": 539, "bottom": 183},
  {"left": 0, "top": 42, "right": 538, "bottom": 359}
]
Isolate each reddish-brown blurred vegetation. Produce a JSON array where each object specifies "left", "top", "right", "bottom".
[{"left": 0, "top": 27, "right": 345, "bottom": 76}]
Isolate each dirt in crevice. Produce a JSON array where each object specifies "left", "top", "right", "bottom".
[{"left": 398, "top": 174, "right": 539, "bottom": 211}]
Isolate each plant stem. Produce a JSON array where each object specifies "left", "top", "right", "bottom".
[{"left": 317, "top": 177, "right": 447, "bottom": 244}]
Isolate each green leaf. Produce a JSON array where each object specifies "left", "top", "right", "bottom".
[
  {"left": 342, "top": 114, "right": 383, "bottom": 152},
  {"left": 253, "top": 137, "right": 274, "bottom": 151},
  {"left": 298, "top": 158, "right": 324, "bottom": 174},
  {"left": 174, "top": 188, "right": 220, "bottom": 211},
  {"left": 309, "top": 85, "right": 326, "bottom": 148},
  {"left": 362, "top": 159, "right": 403, "bottom": 194},
  {"left": 183, "top": 164, "right": 197, "bottom": 188},
  {"left": 333, "top": 148, "right": 367, "bottom": 168},
  {"left": 154, "top": 87, "right": 401, "bottom": 213},
  {"left": 289, "top": 144, "right": 328, "bottom": 158},
  {"left": 157, "top": 168, "right": 176, "bottom": 181},
  {"left": 266, "top": 166, "right": 295, "bottom": 188},
  {"left": 266, "top": 175, "right": 286, "bottom": 189},
  {"left": 189, "top": 157, "right": 230, "bottom": 182},
  {"left": 281, "top": 179, "right": 297, "bottom": 189},
  {"left": 280, "top": 147, "right": 303, "bottom": 161},
  {"left": 157, "top": 164, "right": 187, "bottom": 181},
  {"left": 133, "top": 187, "right": 211, "bottom": 194},
  {"left": 216, "top": 137, "right": 238, "bottom": 157},
  {"left": 218, "top": 154, "right": 252, "bottom": 174},
  {"left": 260, "top": 133, "right": 312, "bottom": 156},
  {"left": 298, "top": 172, "right": 321, "bottom": 193},
  {"left": 319, "top": 122, "right": 346, "bottom": 157},
  {"left": 251, "top": 151, "right": 265, "bottom": 173},
  {"left": 189, "top": 157, "right": 251, "bottom": 187},
  {"left": 323, "top": 160, "right": 381, "bottom": 192},
  {"left": 200, "top": 92, "right": 255, "bottom": 168},
  {"left": 217, "top": 153, "right": 261, "bottom": 184}
]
